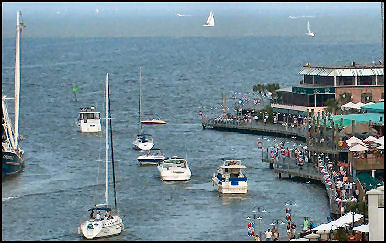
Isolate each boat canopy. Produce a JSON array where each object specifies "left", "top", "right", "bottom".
[{"left": 88, "top": 207, "right": 111, "bottom": 212}]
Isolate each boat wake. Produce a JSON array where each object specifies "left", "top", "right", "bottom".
[
  {"left": 2, "top": 196, "right": 19, "bottom": 202},
  {"left": 185, "top": 182, "right": 215, "bottom": 191}
]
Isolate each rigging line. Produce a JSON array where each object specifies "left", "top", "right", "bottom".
[
  {"left": 94, "top": 129, "right": 103, "bottom": 206},
  {"left": 108, "top": 77, "right": 119, "bottom": 213}
]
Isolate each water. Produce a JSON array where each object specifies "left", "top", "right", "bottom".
[{"left": 2, "top": 34, "right": 380, "bottom": 240}]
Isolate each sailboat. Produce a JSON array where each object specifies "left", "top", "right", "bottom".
[
  {"left": 132, "top": 67, "right": 154, "bottom": 150},
  {"left": 78, "top": 73, "right": 124, "bottom": 239},
  {"left": 203, "top": 10, "right": 215, "bottom": 27},
  {"left": 306, "top": 21, "right": 315, "bottom": 37},
  {"left": 2, "top": 11, "right": 25, "bottom": 176}
]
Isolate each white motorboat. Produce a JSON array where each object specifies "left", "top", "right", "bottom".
[
  {"left": 132, "top": 67, "right": 154, "bottom": 150},
  {"left": 137, "top": 149, "right": 165, "bottom": 165},
  {"left": 212, "top": 159, "right": 248, "bottom": 194},
  {"left": 306, "top": 21, "right": 315, "bottom": 37},
  {"left": 77, "top": 106, "right": 102, "bottom": 133},
  {"left": 203, "top": 10, "right": 215, "bottom": 27},
  {"left": 78, "top": 73, "right": 124, "bottom": 239},
  {"left": 157, "top": 156, "right": 191, "bottom": 181}
]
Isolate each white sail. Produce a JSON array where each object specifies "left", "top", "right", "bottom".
[
  {"left": 306, "top": 20, "right": 315, "bottom": 37},
  {"left": 203, "top": 10, "right": 215, "bottom": 27}
]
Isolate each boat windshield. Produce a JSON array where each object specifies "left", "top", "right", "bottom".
[{"left": 80, "top": 113, "right": 100, "bottom": 120}]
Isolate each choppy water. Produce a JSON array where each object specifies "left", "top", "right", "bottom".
[{"left": 2, "top": 35, "right": 380, "bottom": 240}]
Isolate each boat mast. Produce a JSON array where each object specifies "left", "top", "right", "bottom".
[
  {"left": 14, "top": 11, "right": 23, "bottom": 149},
  {"left": 105, "top": 73, "right": 109, "bottom": 206},
  {"left": 139, "top": 67, "right": 143, "bottom": 132},
  {"left": 381, "top": 2, "right": 385, "bottom": 64}
]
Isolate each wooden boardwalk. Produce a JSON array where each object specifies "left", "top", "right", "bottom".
[
  {"left": 262, "top": 153, "right": 341, "bottom": 216},
  {"left": 202, "top": 119, "right": 307, "bottom": 141}
]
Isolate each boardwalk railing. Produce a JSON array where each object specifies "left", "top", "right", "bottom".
[
  {"left": 262, "top": 151, "right": 341, "bottom": 215},
  {"left": 202, "top": 118, "right": 307, "bottom": 140}
]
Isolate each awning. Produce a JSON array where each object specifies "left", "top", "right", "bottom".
[
  {"left": 353, "top": 224, "right": 369, "bottom": 233},
  {"left": 349, "top": 144, "right": 368, "bottom": 152}
]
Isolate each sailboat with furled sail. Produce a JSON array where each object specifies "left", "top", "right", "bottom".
[
  {"left": 2, "top": 11, "right": 25, "bottom": 176},
  {"left": 78, "top": 73, "right": 124, "bottom": 239},
  {"left": 132, "top": 67, "right": 155, "bottom": 150},
  {"left": 203, "top": 10, "right": 215, "bottom": 27}
]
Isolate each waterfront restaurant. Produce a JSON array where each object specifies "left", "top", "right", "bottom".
[{"left": 271, "top": 62, "right": 384, "bottom": 117}]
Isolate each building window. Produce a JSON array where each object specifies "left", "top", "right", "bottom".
[
  {"left": 378, "top": 75, "right": 384, "bottom": 85},
  {"left": 382, "top": 92, "right": 384, "bottom": 100},
  {"left": 361, "top": 93, "right": 373, "bottom": 103},
  {"left": 339, "top": 92, "right": 352, "bottom": 104},
  {"left": 379, "top": 194, "right": 384, "bottom": 208},
  {"left": 337, "top": 76, "right": 354, "bottom": 86},
  {"left": 358, "top": 76, "right": 376, "bottom": 85}
]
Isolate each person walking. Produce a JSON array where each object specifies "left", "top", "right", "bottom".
[{"left": 265, "top": 228, "right": 272, "bottom": 241}]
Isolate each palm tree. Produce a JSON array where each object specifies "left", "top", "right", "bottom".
[{"left": 325, "top": 98, "right": 339, "bottom": 114}]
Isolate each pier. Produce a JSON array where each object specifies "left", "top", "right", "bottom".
[
  {"left": 202, "top": 118, "right": 307, "bottom": 141},
  {"left": 262, "top": 151, "right": 341, "bottom": 216}
]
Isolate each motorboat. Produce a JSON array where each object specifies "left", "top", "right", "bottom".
[
  {"left": 137, "top": 149, "right": 165, "bottom": 165},
  {"left": 77, "top": 106, "right": 102, "bottom": 133},
  {"left": 157, "top": 156, "right": 191, "bottom": 181},
  {"left": 212, "top": 159, "right": 248, "bottom": 194}
]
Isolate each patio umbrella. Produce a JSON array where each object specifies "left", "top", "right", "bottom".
[
  {"left": 353, "top": 224, "right": 369, "bottom": 233},
  {"left": 349, "top": 144, "right": 368, "bottom": 152},
  {"left": 346, "top": 136, "right": 363, "bottom": 146},
  {"left": 334, "top": 212, "right": 363, "bottom": 227},
  {"left": 304, "top": 233, "right": 320, "bottom": 239},
  {"left": 375, "top": 136, "right": 384, "bottom": 145},
  {"left": 341, "top": 102, "right": 355, "bottom": 110},
  {"left": 364, "top": 136, "right": 379, "bottom": 143},
  {"left": 313, "top": 222, "right": 338, "bottom": 233}
]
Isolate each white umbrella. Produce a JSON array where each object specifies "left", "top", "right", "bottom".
[
  {"left": 304, "top": 233, "right": 320, "bottom": 239},
  {"left": 353, "top": 224, "right": 369, "bottom": 233},
  {"left": 346, "top": 136, "right": 362, "bottom": 144},
  {"left": 313, "top": 222, "right": 338, "bottom": 233},
  {"left": 375, "top": 136, "right": 384, "bottom": 145},
  {"left": 348, "top": 140, "right": 367, "bottom": 147},
  {"left": 353, "top": 102, "right": 365, "bottom": 110},
  {"left": 349, "top": 144, "right": 368, "bottom": 152},
  {"left": 364, "top": 136, "right": 379, "bottom": 143},
  {"left": 334, "top": 212, "right": 363, "bottom": 227},
  {"left": 341, "top": 102, "right": 355, "bottom": 110}
]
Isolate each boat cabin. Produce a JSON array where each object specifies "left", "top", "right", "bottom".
[{"left": 79, "top": 107, "right": 101, "bottom": 120}]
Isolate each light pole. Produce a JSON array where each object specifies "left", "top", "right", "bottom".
[
  {"left": 270, "top": 219, "right": 286, "bottom": 240},
  {"left": 247, "top": 207, "right": 266, "bottom": 240},
  {"left": 285, "top": 200, "right": 296, "bottom": 222}
]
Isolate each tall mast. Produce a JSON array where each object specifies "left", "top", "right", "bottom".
[
  {"left": 381, "top": 2, "right": 385, "bottom": 63},
  {"left": 105, "top": 73, "right": 109, "bottom": 206},
  {"left": 14, "top": 11, "right": 23, "bottom": 148},
  {"left": 139, "top": 67, "right": 143, "bottom": 132}
]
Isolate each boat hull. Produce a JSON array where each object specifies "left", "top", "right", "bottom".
[
  {"left": 212, "top": 177, "right": 248, "bottom": 194},
  {"left": 2, "top": 151, "right": 25, "bottom": 176},
  {"left": 157, "top": 166, "right": 191, "bottom": 181},
  {"left": 79, "top": 216, "right": 124, "bottom": 240},
  {"left": 79, "top": 119, "right": 101, "bottom": 133}
]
